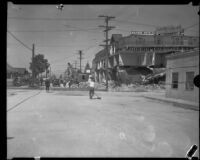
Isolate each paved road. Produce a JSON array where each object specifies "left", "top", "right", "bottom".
[{"left": 7, "top": 89, "right": 199, "bottom": 158}]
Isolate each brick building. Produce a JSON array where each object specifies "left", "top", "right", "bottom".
[
  {"left": 165, "top": 50, "right": 199, "bottom": 103},
  {"left": 92, "top": 26, "right": 199, "bottom": 83}
]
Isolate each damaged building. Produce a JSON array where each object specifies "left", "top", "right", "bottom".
[{"left": 92, "top": 25, "right": 199, "bottom": 84}]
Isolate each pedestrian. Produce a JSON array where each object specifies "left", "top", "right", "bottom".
[
  {"left": 45, "top": 78, "right": 50, "bottom": 92},
  {"left": 40, "top": 77, "right": 43, "bottom": 86},
  {"left": 88, "top": 75, "right": 95, "bottom": 99}
]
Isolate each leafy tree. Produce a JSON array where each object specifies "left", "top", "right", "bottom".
[
  {"left": 64, "top": 62, "right": 73, "bottom": 81},
  {"left": 29, "top": 54, "right": 50, "bottom": 78}
]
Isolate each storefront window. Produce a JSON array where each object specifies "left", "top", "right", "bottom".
[
  {"left": 185, "top": 72, "right": 194, "bottom": 90},
  {"left": 171, "top": 72, "right": 178, "bottom": 89}
]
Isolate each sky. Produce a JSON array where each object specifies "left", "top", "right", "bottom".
[{"left": 7, "top": 3, "right": 199, "bottom": 77}]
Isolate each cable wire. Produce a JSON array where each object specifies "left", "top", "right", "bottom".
[
  {"left": 184, "top": 23, "right": 199, "bottom": 30},
  {"left": 8, "top": 17, "right": 100, "bottom": 21},
  {"left": 50, "top": 54, "right": 77, "bottom": 64},
  {"left": 9, "top": 28, "right": 101, "bottom": 33},
  {"left": 7, "top": 30, "right": 32, "bottom": 51},
  {"left": 113, "top": 19, "right": 158, "bottom": 27}
]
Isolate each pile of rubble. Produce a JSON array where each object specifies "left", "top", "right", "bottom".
[
  {"left": 62, "top": 80, "right": 165, "bottom": 91},
  {"left": 95, "top": 82, "right": 106, "bottom": 90},
  {"left": 69, "top": 81, "right": 106, "bottom": 90},
  {"left": 70, "top": 84, "right": 79, "bottom": 88},
  {"left": 107, "top": 83, "right": 147, "bottom": 92},
  {"left": 100, "top": 80, "right": 165, "bottom": 92}
]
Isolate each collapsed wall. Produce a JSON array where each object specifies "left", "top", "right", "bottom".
[{"left": 113, "top": 66, "right": 153, "bottom": 84}]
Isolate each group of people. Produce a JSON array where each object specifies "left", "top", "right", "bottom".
[{"left": 43, "top": 75, "right": 96, "bottom": 99}]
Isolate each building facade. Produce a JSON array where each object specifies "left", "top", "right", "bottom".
[
  {"left": 7, "top": 63, "right": 29, "bottom": 86},
  {"left": 93, "top": 26, "right": 199, "bottom": 83},
  {"left": 7, "top": 63, "right": 28, "bottom": 79},
  {"left": 165, "top": 50, "right": 199, "bottom": 102}
]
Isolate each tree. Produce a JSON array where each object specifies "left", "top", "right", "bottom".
[
  {"left": 64, "top": 62, "right": 73, "bottom": 81},
  {"left": 29, "top": 54, "right": 50, "bottom": 78}
]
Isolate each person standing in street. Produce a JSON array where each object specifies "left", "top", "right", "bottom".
[
  {"left": 45, "top": 78, "right": 50, "bottom": 92},
  {"left": 40, "top": 77, "right": 43, "bottom": 86},
  {"left": 88, "top": 75, "right": 95, "bottom": 99}
]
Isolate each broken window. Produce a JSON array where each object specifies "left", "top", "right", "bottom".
[
  {"left": 185, "top": 72, "right": 194, "bottom": 90},
  {"left": 171, "top": 72, "right": 178, "bottom": 89}
]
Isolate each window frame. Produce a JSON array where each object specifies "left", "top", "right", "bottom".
[
  {"left": 171, "top": 72, "right": 179, "bottom": 89},
  {"left": 185, "top": 71, "right": 195, "bottom": 91}
]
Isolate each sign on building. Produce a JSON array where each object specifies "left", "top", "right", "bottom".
[{"left": 131, "top": 31, "right": 154, "bottom": 35}]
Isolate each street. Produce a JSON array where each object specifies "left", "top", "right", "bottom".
[{"left": 7, "top": 89, "right": 199, "bottom": 158}]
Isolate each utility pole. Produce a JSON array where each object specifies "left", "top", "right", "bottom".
[
  {"left": 78, "top": 50, "right": 83, "bottom": 73},
  {"left": 74, "top": 60, "right": 77, "bottom": 69},
  {"left": 49, "top": 66, "right": 51, "bottom": 78},
  {"left": 46, "top": 67, "right": 47, "bottom": 78},
  {"left": 98, "top": 15, "right": 115, "bottom": 91},
  {"left": 32, "top": 44, "right": 35, "bottom": 85}
]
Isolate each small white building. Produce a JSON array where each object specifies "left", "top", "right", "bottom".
[{"left": 165, "top": 50, "right": 199, "bottom": 103}]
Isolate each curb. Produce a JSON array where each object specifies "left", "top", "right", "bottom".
[
  {"left": 143, "top": 96, "right": 199, "bottom": 111},
  {"left": 7, "top": 87, "right": 107, "bottom": 92}
]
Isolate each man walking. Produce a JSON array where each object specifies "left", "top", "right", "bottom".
[
  {"left": 88, "top": 75, "right": 95, "bottom": 99},
  {"left": 45, "top": 78, "right": 50, "bottom": 92},
  {"left": 40, "top": 77, "right": 43, "bottom": 86}
]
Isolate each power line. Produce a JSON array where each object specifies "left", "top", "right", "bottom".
[
  {"left": 83, "top": 45, "right": 101, "bottom": 52},
  {"left": 112, "top": 23, "right": 199, "bottom": 34},
  {"left": 113, "top": 28, "right": 135, "bottom": 32},
  {"left": 7, "top": 30, "right": 32, "bottom": 51},
  {"left": 7, "top": 31, "right": 48, "bottom": 57},
  {"left": 113, "top": 20, "right": 198, "bottom": 32},
  {"left": 184, "top": 23, "right": 199, "bottom": 30},
  {"left": 7, "top": 16, "right": 158, "bottom": 28},
  {"left": 64, "top": 24, "right": 99, "bottom": 31},
  {"left": 50, "top": 54, "right": 77, "bottom": 64},
  {"left": 8, "top": 16, "right": 198, "bottom": 30},
  {"left": 8, "top": 17, "right": 100, "bottom": 21},
  {"left": 32, "top": 44, "right": 99, "bottom": 48},
  {"left": 113, "top": 19, "right": 157, "bottom": 27},
  {"left": 8, "top": 28, "right": 101, "bottom": 33},
  {"left": 8, "top": 40, "right": 101, "bottom": 47}
]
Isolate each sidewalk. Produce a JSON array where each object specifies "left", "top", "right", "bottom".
[{"left": 143, "top": 91, "right": 199, "bottom": 111}]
